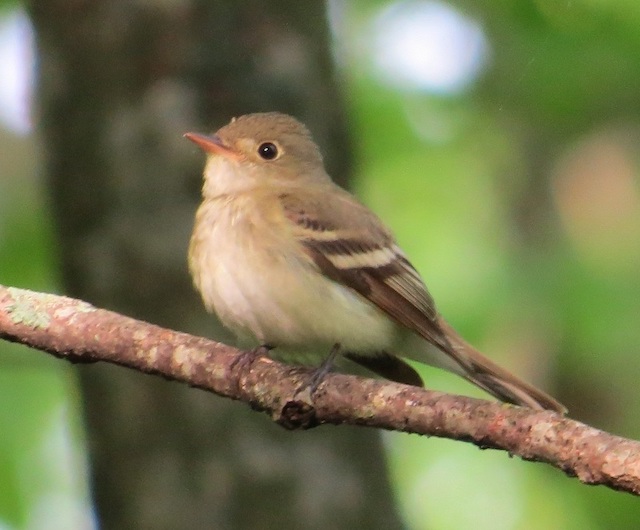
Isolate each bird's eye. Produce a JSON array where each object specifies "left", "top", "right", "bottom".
[{"left": 258, "top": 142, "right": 279, "bottom": 160}]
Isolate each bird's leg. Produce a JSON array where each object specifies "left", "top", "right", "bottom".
[
  {"left": 230, "top": 343, "right": 273, "bottom": 377},
  {"left": 296, "top": 342, "right": 341, "bottom": 396}
]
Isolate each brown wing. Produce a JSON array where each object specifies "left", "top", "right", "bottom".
[{"left": 279, "top": 187, "right": 454, "bottom": 355}]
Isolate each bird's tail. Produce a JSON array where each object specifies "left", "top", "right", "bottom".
[{"left": 436, "top": 317, "right": 567, "bottom": 414}]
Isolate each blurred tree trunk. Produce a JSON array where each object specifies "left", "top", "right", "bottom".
[{"left": 28, "top": 2, "right": 405, "bottom": 529}]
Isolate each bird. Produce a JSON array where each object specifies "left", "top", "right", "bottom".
[{"left": 185, "top": 112, "right": 566, "bottom": 413}]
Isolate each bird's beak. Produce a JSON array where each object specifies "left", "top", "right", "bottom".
[{"left": 184, "top": 132, "right": 240, "bottom": 160}]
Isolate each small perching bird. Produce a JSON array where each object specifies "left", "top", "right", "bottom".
[{"left": 185, "top": 112, "right": 566, "bottom": 413}]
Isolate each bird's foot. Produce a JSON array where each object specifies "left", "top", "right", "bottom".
[
  {"left": 294, "top": 343, "right": 341, "bottom": 397},
  {"left": 230, "top": 344, "right": 273, "bottom": 378}
]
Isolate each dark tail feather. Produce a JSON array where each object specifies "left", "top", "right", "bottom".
[
  {"left": 437, "top": 317, "right": 567, "bottom": 414},
  {"left": 345, "top": 320, "right": 566, "bottom": 414},
  {"left": 463, "top": 367, "right": 566, "bottom": 412},
  {"left": 345, "top": 351, "right": 424, "bottom": 388}
]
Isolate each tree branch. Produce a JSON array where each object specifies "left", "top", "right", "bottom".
[{"left": 1, "top": 285, "right": 638, "bottom": 495}]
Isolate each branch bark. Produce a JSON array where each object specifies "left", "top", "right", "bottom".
[{"left": 2, "top": 284, "right": 639, "bottom": 496}]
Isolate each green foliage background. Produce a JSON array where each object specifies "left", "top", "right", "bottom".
[
  {"left": 343, "top": 1, "right": 640, "bottom": 528},
  {"left": 1, "top": 1, "right": 640, "bottom": 528}
]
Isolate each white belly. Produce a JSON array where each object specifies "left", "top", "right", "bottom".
[{"left": 189, "top": 198, "right": 397, "bottom": 354}]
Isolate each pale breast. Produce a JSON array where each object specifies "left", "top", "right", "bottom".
[{"left": 189, "top": 194, "right": 398, "bottom": 353}]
